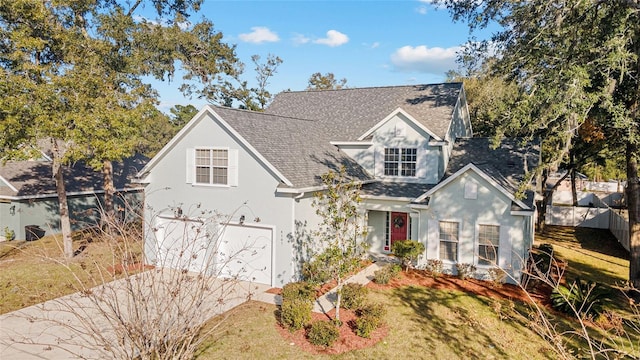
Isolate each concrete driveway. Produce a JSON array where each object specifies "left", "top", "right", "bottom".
[{"left": 0, "top": 269, "right": 277, "bottom": 359}]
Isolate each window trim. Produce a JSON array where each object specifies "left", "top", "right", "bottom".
[
  {"left": 383, "top": 147, "right": 417, "bottom": 177},
  {"left": 193, "top": 147, "right": 231, "bottom": 187},
  {"left": 477, "top": 223, "right": 500, "bottom": 267},
  {"left": 438, "top": 220, "right": 459, "bottom": 263}
]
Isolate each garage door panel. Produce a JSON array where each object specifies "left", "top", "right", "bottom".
[
  {"left": 219, "top": 225, "right": 272, "bottom": 285},
  {"left": 154, "top": 217, "right": 273, "bottom": 286}
]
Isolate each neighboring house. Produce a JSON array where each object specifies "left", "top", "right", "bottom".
[
  {"left": 0, "top": 150, "right": 147, "bottom": 241},
  {"left": 137, "top": 83, "right": 539, "bottom": 286}
]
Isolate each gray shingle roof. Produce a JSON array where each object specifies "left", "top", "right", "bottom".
[
  {"left": 210, "top": 106, "right": 373, "bottom": 188},
  {"left": 0, "top": 154, "right": 147, "bottom": 198},
  {"left": 265, "top": 83, "right": 462, "bottom": 140},
  {"left": 445, "top": 137, "right": 539, "bottom": 209},
  {"left": 361, "top": 181, "right": 435, "bottom": 199}
]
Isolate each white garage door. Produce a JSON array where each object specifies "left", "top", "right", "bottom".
[
  {"left": 218, "top": 224, "right": 273, "bottom": 286},
  {"left": 153, "top": 216, "right": 273, "bottom": 286}
]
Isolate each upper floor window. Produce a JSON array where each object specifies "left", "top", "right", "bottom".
[
  {"left": 478, "top": 224, "right": 500, "bottom": 265},
  {"left": 384, "top": 148, "right": 417, "bottom": 177},
  {"left": 195, "top": 148, "right": 228, "bottom": 185}
]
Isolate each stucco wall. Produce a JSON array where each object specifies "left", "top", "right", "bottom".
[
  {"left": 422, "top": 170, "right": 532, "bottom": 283},
  {"left": 142, "top": 113, "right": 296, "bottom": 286}
]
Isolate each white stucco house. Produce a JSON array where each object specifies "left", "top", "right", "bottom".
[{"left": 136, "top": 83, "right": 539, "bottom": 286}]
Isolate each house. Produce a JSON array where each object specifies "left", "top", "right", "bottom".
[
  {"left": 0, "top": 148, "right": 147, "bottom": 241},
  {"left": 136, "top": 83, "right": 539, "bottom": 286}
]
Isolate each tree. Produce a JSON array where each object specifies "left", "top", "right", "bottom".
[
  {"left": 310, "top": 167, "right": 368, "bottom": 322},
  {"left": 437, "top": 0, "right": 640, "bottom": 289},
  {"left": 0, "top": 0, "right": 241, "bottom": 256},
  {"left": 307, "top": 72, "right": 347, "bottom": 90},
  {"left": 213, "top": 54, "right": 282, "bottom": 110},
  {"left": 391, "top": 240, "right": 425, "bottom": 272},
  {"left": 169, "top": 104, "right": 198, "bottom": 128}
]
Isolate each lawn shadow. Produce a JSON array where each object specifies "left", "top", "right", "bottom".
[{"left": 391, "top": 285, "right": 521, "bottom": 359}]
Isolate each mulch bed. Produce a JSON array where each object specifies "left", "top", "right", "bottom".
[
  {"left": 275, "top": 308, "right": 388, "bottom": 355},
  {"left": 106, "top": 263, "right": 155, "bottom": 275},
  {"left": 274, "top": 267, "right": 552, "bottom": 355}
]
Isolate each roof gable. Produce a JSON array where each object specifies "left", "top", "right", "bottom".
[
  {"left": 415, "top": 163, "right": 530, "bottom": 209},
  {"left": 357, "top": 108, "right": 442, "bottom": 141}
]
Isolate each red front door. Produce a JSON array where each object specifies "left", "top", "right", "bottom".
[{"left": 390, "top": 212, "right": 408, "bottom": 249}]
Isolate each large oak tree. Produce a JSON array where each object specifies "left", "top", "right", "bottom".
[
  {"left": 436, "top": 0, "right": 640, "bottom": 288},
  {"left": 0, "top": 0, "right": 241, "bottom": 257}
]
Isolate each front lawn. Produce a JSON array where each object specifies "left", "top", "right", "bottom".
[
  {"left": 0, "top": 231, "right": 142, "bottom": 314},
  {"left": 196, "top": 225, "right": 639, "bottom": 359}
]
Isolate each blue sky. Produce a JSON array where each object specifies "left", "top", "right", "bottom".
[{"left": 151, "top": 0, "right": 495, "bottom": 111}]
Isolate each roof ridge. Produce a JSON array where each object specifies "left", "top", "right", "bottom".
[
  {"left": 275, "top": 82, "right": 462, "bottom": 95},
  {"left": 210, "top": 105, "right": 318, "bottom": 123}
]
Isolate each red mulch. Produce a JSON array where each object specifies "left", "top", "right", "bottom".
[
  {"left": 275, "top": 268, "right": 552, "bottom": 354},
  {"left": 275, "top": 308, "right": 388, "bottom": 355}
]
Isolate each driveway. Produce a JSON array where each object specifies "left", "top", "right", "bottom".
[{"left": 0, "top": 269, "right": 277, "bottom": 359}]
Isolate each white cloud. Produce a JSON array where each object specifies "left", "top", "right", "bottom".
[
  {"left": 371, "top": 42, "right": 380, "bottom": 49},
  {"left": 239, "top": 26, "right": 280, "bottom": 44},
  {"left": 390, "top": 45, "right": 462, "bottom": 74},
  {"left": 416, "top": 5, "right": 428, "bottom": 14},
  {"left": 313, "top": 30, "right": 349, "bottom": 47},
  {"left": 292, "top": 33, "right": 310, "bottom": 45}
]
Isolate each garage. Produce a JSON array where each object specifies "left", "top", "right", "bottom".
[{"left": 153, "top": 215, "right": 274, "bottom": 286}]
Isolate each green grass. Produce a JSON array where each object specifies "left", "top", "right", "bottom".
[
  {"left": 535, "top": 226, "right": 629, "bottom": 285},
  {"left": 196, "top": 225, "right": 639, "bottom": 359},
  {"left": 0, "top": 233, "right": 142, "bottom": 314},
  {"left": 196, "top": 289, "right": 555, "bottom": 359}
]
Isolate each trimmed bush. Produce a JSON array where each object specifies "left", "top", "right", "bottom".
[
  {"left": 391, "top": 240, "right": 425, "bottom": 271},
  {"left": 426, "top": 259, "right": 444, "bottom": 279},
  {"left": 280, "top": 298, "right": 312, "bottom": 331},
  {"left": 455, "top": 263, "right": 476, "bottom": 280},
  {"left": 487, "top": 267, "right": 507, "bottom": 286},
  {"left": 301, "top": 259, "right": 332, "bottom": 286},
  {"left": 354, "top": 315, "right": 378, "bottom": 338},
  {"left": 550, "top": 278, "right": 611, "bottom": 318},
  {"left": 281, "top": 281, "right": 316, "bottom": 302},
  {"left": 340, "top": 283, "right": 368, "bottom": 310},
  {"left": 307, "top": 320, "right": 339, "bottom": 347},
  {"left": 356, "top": 303, "right": 386, "bottom": 322},
  {"left": 373, "top": 263, "right": 401, "bottom": 284}
]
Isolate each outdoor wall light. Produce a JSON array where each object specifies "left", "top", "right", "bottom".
[
  {"left": 239, "top": 215, "right": 245, "bottom": 225},
  {"left": 9, "top": 205, "right": 15, "bottom": 215}
]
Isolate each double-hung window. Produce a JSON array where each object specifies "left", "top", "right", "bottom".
[
  {"left": 195, "top": 148, "right": 228, "bottom": 185},
  {"left": 478, "top": 224, "right": 500, "bottom": 265},
  {"left": 439, "top": 221, "right": 458, "bottom": 262},
  {"left": 384, "top": 148, "right": 417, "bottom": 177}
]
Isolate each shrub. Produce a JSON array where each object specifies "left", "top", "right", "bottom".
[
  {"left": 354, "top": 314, "right": 378, "bottom": 338},
  {"left": 340, "top": 283, "right": 368, "bottom": 310},
  {"left": 426, "top": 259, "right": 444, "bottom": 279},
  {"left": 455, "top": 263, "right": 477, "bottom": 280},
  {"left": 281, "top": 281, "right": 316, "bottom": 302},
  {"left": 301, "top": 259, "right": 332, "bottom": 286},
  {"left": 391, "top": 240, "right": 425, "bottom": 271},
  {"left": 307, "top": 320, "right": 339, "bottom": 347},
  {"left": 373, "top": 263, "right": 401, "bottom": 284},
  {"left": 550, "top": 278, "right": 611, "bottom": 318},
  {"left": 487, "top": 267, "right": 507, "bottom": 286},
  {"left": 280, "top": 298, "right": 312, "bottom": 331},
  {"left": 356, "top": 303, "right": 386, "bottom": 323}
]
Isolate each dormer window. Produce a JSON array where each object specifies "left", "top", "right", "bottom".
[{"left": 384, "top": 148, "right": 417, "bottom": 177}]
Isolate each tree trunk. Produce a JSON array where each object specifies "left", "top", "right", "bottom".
[
  {"left": 570, "top": 153, "right": 578, "bottom": 207},
  {"left": 102, "top": 159, "right": 115, "bottom": 226},
  {"left": 54, "top": 160, "right": 74, "bottom": 258},
  {"left": 537, "top": 169, "right": 571, "bottom": 232},
  {"left": 335, "top": 279, "right": 342, "bottom": 322},
  {"left": 536, "top": 169, "right": 550, "bottom": 232},
  {"left": 626, "top": 142, "right": 640, "bottom": 290}
]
